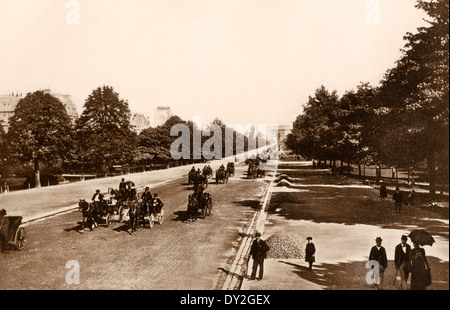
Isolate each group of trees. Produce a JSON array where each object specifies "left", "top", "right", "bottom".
[
  {"left": 286, "top": 0, "right": 449, "bottom": 194},
  {"left": 1, "top": 86, "right": 261, "bottom": 188}
]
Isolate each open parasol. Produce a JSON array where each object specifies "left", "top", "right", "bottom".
[{"left": 408, "top": 230, "right": 435, "bottom": 246}]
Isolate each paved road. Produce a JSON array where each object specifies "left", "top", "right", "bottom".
[
  {"left": 0, "top": 153, "right": 262, "bottom": 221},
  {"left": 0, "top": 161, "right": 273, "bottom": 290}
]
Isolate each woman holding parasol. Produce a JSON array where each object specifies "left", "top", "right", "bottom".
[{"left": 409, "top": 230, "right": 434, "bottom": 290}]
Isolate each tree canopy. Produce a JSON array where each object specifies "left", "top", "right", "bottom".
[
  {"left": 75, "top": 85, "right": 135, "bottom": 172},
  {"left": 8, "top": 91, "right": 73, "bottom": 187}
]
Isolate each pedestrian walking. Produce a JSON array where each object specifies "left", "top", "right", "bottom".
[
  {"left": 369, "top": 237, "right": 388, "bottom": 290},
  {"left": 305, "top": 236, "right": 316, "bottom": 270},
  {"left": 410, "top": 241, "right": 431, "bottom": 290},
  {"left": 379, "top": 182, "right": 387, "bottom": 201},
  {"left": 249, "top": 232, "right": 270, "bottom": 281},
  {"left": 394, "top": 235, "right": 411, "bottom": 290},
  {"left": 408, "top": 189, "right": 416, "bottom": 206},
  {"left": 393, "top": 187, "right": 403, "bottom": 214}
]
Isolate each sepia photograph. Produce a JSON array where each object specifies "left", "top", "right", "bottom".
[{"left": 0, "top": 0, "right": 448, "bottom": 300}]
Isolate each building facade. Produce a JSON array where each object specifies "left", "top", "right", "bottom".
[
  {"left": 0, "top": 92, "right": 21, "bottom": 132},
  {"left": 0, "top": 90, "right": 78, "bottom": 132}
]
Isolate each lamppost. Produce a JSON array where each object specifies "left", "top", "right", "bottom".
[{"left": 81, "top": 155, "right": 84, "bottom": 181}]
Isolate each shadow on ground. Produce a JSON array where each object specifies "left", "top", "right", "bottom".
[
  {"left": 233, "top": 200, "right": 261, "bottom": 210},
  {"left": 278, "top": 256, "right": 448, "bottom": 290},
  {"left": 268, "top": 164, "right": 449, "bottom": 240}
]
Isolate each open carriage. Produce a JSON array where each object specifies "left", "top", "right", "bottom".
[
  {"left": 0, "top": 213, "right": 26, "bottom": 252},
  {"left": 136, "top": 198, "right": 165, "bottom": 229},
  {"left": 187, "top": 192, "right": 212, "bottom": 221}
]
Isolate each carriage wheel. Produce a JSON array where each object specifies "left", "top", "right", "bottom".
[
  {"left": 118, "top": 206, "right": 123, "bottom": 222},
  {"left": 106, "top": 213, "right": 113, "bottom": 226},
  {"left": 207, "top": 201, "right": 212, "bottom": 216},
  {"left": 201, "top": 207, "right": 207, "bottom": 219},
  {"left": 15, "top": 227, "right": 26, "bottom": 250},
  {"left": 149, "top": 214, "right": 155, "bottom": 229},
  {"left": 158, "top": 214, "right": 164, "bottom": 225}
]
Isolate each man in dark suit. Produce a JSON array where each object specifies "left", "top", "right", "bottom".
[
  {"left": 249, "top": 232, "right": 270, "bottom": 281},
  {"left": 393, "top": 187, "right": 403, "bottom": 214},
  {"left": 305, "top": 236, "right": 316, "bottom": 270},
  {"left": 369, "top": 237, "right": 388, "bottom": 290},
  {"left": 119, "top": 178, "right": 127, "bottom": 198},
  {"left": 395, "top": 235, "right": 411, "bottom": 290},
  {"left": 141, "top": 187, "right": 153, "bottom": 213}
]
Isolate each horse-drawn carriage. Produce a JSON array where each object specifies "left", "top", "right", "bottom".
[
  {"left": 187, "top": 192, "right": 212, "bottom": 221},
  {"left": 226, "top": 162, "right": 235, "bottom": 177},
  {"left": 246, "top": 158, "right": 265, "bottom": 179},
  {"left": 0, "top": 210, "right": 26, "bottom": 252},
  {"left": 216, "top": 168, "right": 229, "bottom": 184},
  {"left": 131, "top": 197, "right": 165, "bottom": 229},
  {"left": 202, "top": 165, "right": 213, "bottom": 179},
  {"left": 188, "top": 169, "right": 209, "bottom": 191},
  {"left": 78, "top": 199, "right": 116, "bottom": 231}
]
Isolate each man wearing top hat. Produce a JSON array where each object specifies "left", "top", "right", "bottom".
[
  {"left": 394, "top": 235, "right": 411, "bottom": 290},
  {"left": 305, "top": 236, "right": 316, "bottom": 270},
  {"left": 369, "top": 237, "right": 388, "bottom": 290},
  {"left": 249, "top": 232, "right": 270, "bottom": 281}
]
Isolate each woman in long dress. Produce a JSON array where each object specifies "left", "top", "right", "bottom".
[{"left": 410, "top": 241, "right": 431, "bottom": 290}]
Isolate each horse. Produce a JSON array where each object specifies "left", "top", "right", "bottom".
[
  {"left": 128, "top": 201, "right": 140, "bottom": 233},
  {"left": 226, "top": 162, "right": 235, "bottom": 177},
  {"left": 202, "top": 165, "right": 213, "bottom": 179},
  {"left": 193, "top": 173, "right": 208, "bottom": 191},
  {"left": 0, "top": 209, "right": 7, "bottom": 252},
  {"left": 216, "top": 168, "right": 229, "bottom": 184},
  {"left": 78, "top": 199, "right": 97, "bottom": 232},
  {"left": 187, "top": 193, "right": 199, "bottom": 222}
]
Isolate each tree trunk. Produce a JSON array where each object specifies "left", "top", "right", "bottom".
[
  {"left": 34, "top": 157, "right": 41, "bottom": 188},
  {"left": 427, "top": 156, "right": 437, "bottom": 196},
  {"left": 358, "top": 163, "right": 362, "bottom": 177},
  {"left": 395, "top": 167, "right": 398, "bottom": 185}
]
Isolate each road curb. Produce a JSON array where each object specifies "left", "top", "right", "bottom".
[{"left": 221, "top": 163, "right": 278, "bottom": 290}]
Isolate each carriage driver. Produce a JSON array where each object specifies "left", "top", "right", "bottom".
[
  {"left": 141, "top": 187, "right": 153, "bottom": 213},
  {"left": 92, "top": 189, "right": 104, "bottom": 202},
  {"left": 152, "top": 193, "right": 163, "bottom": 214},
  {"left": 119, "top": 178, "right": 127, "bottom": 197},
  {"left": 92, "top": 189, "right": 105, "bottom": 211}
]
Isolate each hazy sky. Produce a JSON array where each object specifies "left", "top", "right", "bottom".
[{"left": 0, "top": 0, "right": 428, "bottom": 127}]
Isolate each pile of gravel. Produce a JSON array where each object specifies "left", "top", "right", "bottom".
[
  {"left": 265, "top": 231, "right": 307, "bottom": 259},
  {"left": 274, "top": 174, "right": 292, "bottom": 183}
]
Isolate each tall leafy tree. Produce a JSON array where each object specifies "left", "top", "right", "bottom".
[
  {"left": 75, "top": 86, "right": 135, "bottom": 172},
  {"left": 137, "top": 115, "right": 187, "bottom": 162},
  {"left": 8, "top": 91, "right": 73, "bottom": 187},
  {"left": 287, "top": 86, "right": 341, "bottom": 164},
  {"left": 376, "top": 0, "right": 449, "bottom": 193},
  {"left": 336, "top": 83, "right": 377, "bottom": 168}
]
